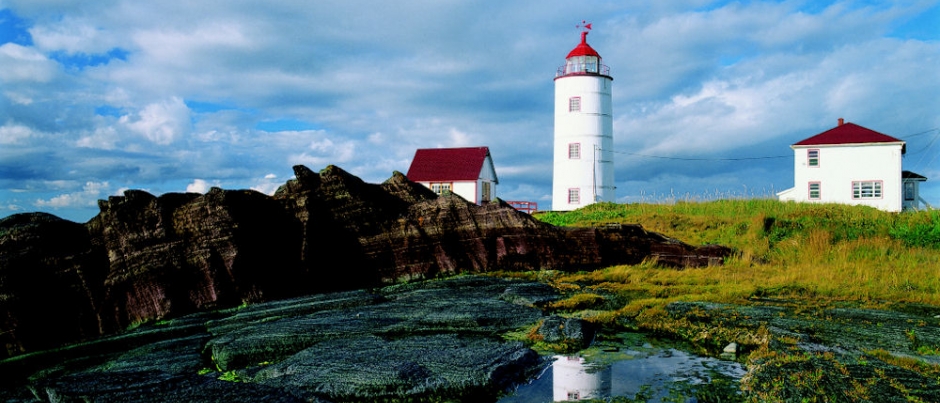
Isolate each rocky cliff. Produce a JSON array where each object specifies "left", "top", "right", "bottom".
[{"left": 0, "top": 165, "right": 729, "bottom": 359}]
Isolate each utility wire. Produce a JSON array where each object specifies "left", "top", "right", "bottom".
[
  {"left": 604, "top": 149, "right": 789, "bottom": 161},
  {"left": 600, "top": 127, "right": 940, "bottom": 163},
  {"left": 900, "top": 128, "right": 940, "bottom": 138}
]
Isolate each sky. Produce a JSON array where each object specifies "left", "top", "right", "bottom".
[{"left": 1, "top": 0, "right": 939, "bottom": 222}]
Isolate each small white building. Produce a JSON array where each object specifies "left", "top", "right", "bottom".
[
  {"left": 406, "top": 147, "right": 498, "bottom": 204},
  {"left": 777, "top": 119, "right": 929, "bottom": 212},
  {"left": 552, "top": 27, "right": 615, "bottom": 211}
]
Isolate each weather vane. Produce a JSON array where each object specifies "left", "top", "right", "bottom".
[{"left": 576, "top": 20, "right": 592, "bottom": 32}]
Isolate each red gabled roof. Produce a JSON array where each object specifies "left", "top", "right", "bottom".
[
  {"left": 566, "top": 31, "right": 601, "bottom": 59},
  {"left": 793, "top": 122, "right": 904, "bottom": 147},
  {"left": 406, "top": 147, "right": 493, "bottom": 182}
]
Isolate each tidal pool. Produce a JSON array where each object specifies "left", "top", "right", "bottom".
[{"left": 499, "top": 336, "right": 747, "bottom": 402}]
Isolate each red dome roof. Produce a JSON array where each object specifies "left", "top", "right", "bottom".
[{"left": 566, "top": 31, "right": 601, "bottom": 59}]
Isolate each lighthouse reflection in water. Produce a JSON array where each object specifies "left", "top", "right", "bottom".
[{"left": 552, "top": 355, "right": 611, "bottom": 401}]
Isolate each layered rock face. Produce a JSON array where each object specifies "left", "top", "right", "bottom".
[
  {"left": 0, "top": 165, "right": 730, "bottom": 358},
  {"left": 0, "top": 213, "right": 107, "bottom": 356}
]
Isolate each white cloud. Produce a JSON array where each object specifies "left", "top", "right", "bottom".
[
  {"left": 29, "top": 17, "right": 118, "bottom": 54},
  {"left": 250, "top": 174, "right": 282, "bottom": 196},
  {"left": 0, "top": 43, "right": 58, "bottom": 83},
  {"left": 185, "top": 179, "right": 213, "bottom": 194},
  {"left": 119, "top": 97, "right": 192, "bottom": 145},
  {"left": 0, "top": 122, "right": 35, "bottom": 145},
  {"left": 288, "top": 136, "right": 357, "bottom": 168},
  {"left": 2, "top": 1, "right": 939, "bottom": 220},
  {"left": 34, "top": 181, "right": 110, "bottom": 209}
]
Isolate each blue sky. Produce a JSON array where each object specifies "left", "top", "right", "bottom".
[{"left": 1, "top": 0, "right": 939, "bottom": 222}]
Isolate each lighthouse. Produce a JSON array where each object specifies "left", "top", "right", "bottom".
[{"left": 552, "top": 26, "right": 614, "bottom": 211}]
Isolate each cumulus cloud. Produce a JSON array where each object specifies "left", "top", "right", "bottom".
[
  {"left": 0, "top": 0, "right": 938, "bottom": 221},
  {"left": 29, "top": 16, "right": 120, "bottom": 55},
  {"left": 34, "top": 181, "right": 110, "bottom": 209},
  {"left": 250, "top": 173, "right": 281, "bottom": 195},
  {"left": 0, "top": 43, "right": 58, "bottom": 83},
  {"left": 288, "top": 136, "right": 357, "bottom": 168},
  {"left": 185, "top": 179, "right": 215, "bottom": 194},
  {"left": 0, "top": 122, "right": 35, "bottom": 145},
  {"left": 119, "top": 97, "right": 192, "bottom": 145}
]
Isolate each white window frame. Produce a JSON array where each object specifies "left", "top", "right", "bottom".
[
  {"left": 852, "top": 181, "right": 882, "bottom": 199},
  {"left": 430, "top": 182, "right": 453, "bottom": 196},
  {"left": 568, "top": 188, "right": 580, "bottom": 204},
  {"left": 568, "top": 143, "right": 581, "bottom": 159},
  {"left": 568, "top": 96, "right": 581, "bottom": 112},
  {"left": 808, "top": 182, "right": 821, "bottom": 200},
  {"left": 807, "top": 149, "right": 819, "bottom": 167}
]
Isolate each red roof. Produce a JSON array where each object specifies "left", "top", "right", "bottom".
[
  {"left": 566, "top": 31, "right": 601, "bottom": 59},
  {"left": 406, "top": 147, "right": 494, "bottom": 182},
  {"left": 794, "top": 122, "right": 904, "bottom": 147}
]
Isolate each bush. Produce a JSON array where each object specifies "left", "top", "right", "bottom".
[{"left": 890, "top": 211, "right": 940, "bottom": 249}]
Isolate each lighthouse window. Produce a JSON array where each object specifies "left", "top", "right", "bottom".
[
  {"left": 584, "top": 56, "right": 598, "bottom": 72},
  {"left": 568, "top": 97, "right": 581, "bottom": 112},
  {"left": 568, "top": 143, "right": 581, "bottom": 159},
  {"left": 568, "top": 188, "right": 580, "bottom": 204}
]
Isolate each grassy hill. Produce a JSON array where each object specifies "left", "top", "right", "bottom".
[{"left": 526, "top": 200, "right": 940, "bottom": 317}]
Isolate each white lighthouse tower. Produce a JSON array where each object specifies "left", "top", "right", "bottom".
[{"left": 552, "top": 25, "right": 614, "bottom": 211}]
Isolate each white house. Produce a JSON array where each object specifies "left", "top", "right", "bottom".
[
  {"left": 552, "top": 27, "right": 615, "bottom": 211},
  {"left": 406, "top": 146, "right": 498, "bottom": 204},
  {"left": 777, "top": 119, "right": 929, "bottom": 212}
]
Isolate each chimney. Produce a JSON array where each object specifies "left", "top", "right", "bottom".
[{"left": 838, "top": 118, "right": 844, "bottom": 126}]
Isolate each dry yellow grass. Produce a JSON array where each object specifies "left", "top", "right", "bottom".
[{"left": 533, "top": 200, "right": 940, "bottom": 315}]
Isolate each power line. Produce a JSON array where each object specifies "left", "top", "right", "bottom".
[
  {"left": 599, "top": 127, "right": 940, "bottom": 163},
  {"left": 605, "top": 149, "right": 789, "bottom": 161},
  {"left": 900, "top": 128, "right": 940, "bottom": 138}
]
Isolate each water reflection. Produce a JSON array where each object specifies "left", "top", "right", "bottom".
[
  {"left": 552, "top": 355, "right": 611, "bottom": 401},
  {"left": 499, "top": 347, "right": 747, "bottom": 402}
]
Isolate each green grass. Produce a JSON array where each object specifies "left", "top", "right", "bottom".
[{"left": 532, "top": 200, "right": 940, "bottom": 310}]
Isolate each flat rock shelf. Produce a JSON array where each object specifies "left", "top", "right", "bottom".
[{"left": 0, "top": 276, "right": 559, "bottom": 403}]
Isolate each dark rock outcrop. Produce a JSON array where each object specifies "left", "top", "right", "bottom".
[
  {"left": 87, "top": 186, "right": 306, "bottom": 334},
  {"left": 537, "top": 316, "right": 597, "bottom": 351},
  {"left": 6, "top": 276, "right": 556, "bottom": 403},
  {"left": 0, "top": 164, "right": 730, "bottom": 359},
  {"left": 0, "top": 213, "right": 108, "bottom": 357}
]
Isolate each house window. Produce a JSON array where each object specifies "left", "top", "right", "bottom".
[
  {"left": 568, "top": 97, "right": 581, "bottom": 112},
  {"left": 568, "top": 188, "right": 580, "bottom": 204},
  {"left": 904, "top": 182, "right": 915, "bottom": 201},
  {"left": 568, "top": 143, "right": 581, "bottom": 159},
  {"left": 808, "top": 182, "right": 821, "bottom": 200},
  {"left": 430, "top": 182, "right": 452, "bottom": 196},
  {"left": 807, "top": 149, "right": 819, "bottom": 167},
  {"left": 852, "top": 181, "right": 882, "bottom": 199}
]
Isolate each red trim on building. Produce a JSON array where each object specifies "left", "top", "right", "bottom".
[
  {"left": 794, "top": 122, "right": 903, "bottom": 147},
  {"left": 406, "top": 147, "right": 491, "bottom": 182},
  {"left": 566, "top": 31, "right": 602, "bottom": 58}
]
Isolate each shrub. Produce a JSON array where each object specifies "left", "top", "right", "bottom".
[{"left": 890, "top": 211, "right": 940, "bottom": 249}]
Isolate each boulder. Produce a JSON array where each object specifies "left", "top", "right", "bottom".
[{"left": 537, "top": 316, "right": 597, "bottom": 350}]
